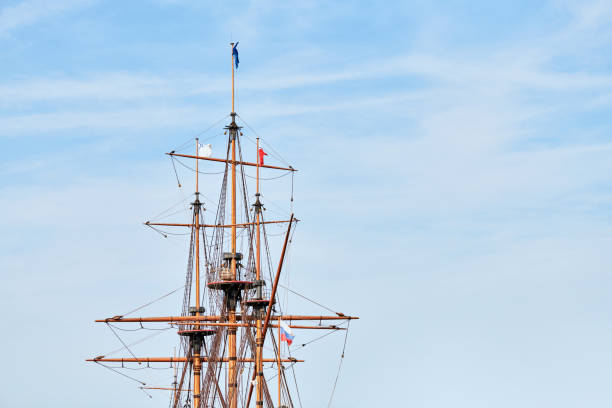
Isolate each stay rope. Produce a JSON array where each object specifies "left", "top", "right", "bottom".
[{"left": 326, "top": 320, "right": 351, "bottom": 408}]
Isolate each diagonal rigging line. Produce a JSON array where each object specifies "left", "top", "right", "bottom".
[
  {"left": 122, "top": 285, "right": 185, "bottom": 317},
  {"left": 106, "top": 323, "right": 140, "bottom": 364},
  {"left": 103, "top": 329, "right": 169, "bottom": 357},
  {"left": 148, "top": 193, "right": 194, "bottom": 221},
  {"left": 288, "top": 348, "right": 303, "bottom": 408},
  {"left": 172, "top": 114, "right": 230, "bottom": 153},
  {"left": 95, "top": 361, "right": 146, "bottom": 385},
  {"left": 327, "top": 320, "right": 351, "bottom": 408},
  {"left": 236, "top": 114, "right": 291, "bottom": 166},
  {"left": 170, "top": 156, "right": 182, "bottom": 188},
  {"left": 290, "top": 321, "right": 348, "bottom": 352},
  {"left": 278, "top": 283, "right": 341, "bottom": 315}
]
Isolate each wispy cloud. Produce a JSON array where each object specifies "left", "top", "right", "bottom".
[{"left": 0, "top": 0, "right": 92, "bottom": 36}]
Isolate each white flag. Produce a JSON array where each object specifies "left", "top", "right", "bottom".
[{"left": 199, "top": 143, "right": 212, "bottom": 157}]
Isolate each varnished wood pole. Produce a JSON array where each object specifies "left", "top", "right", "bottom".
[
  {"left": 181, "top": 323, "right": 347, "bottom": 330},
  {"left": 278, "top": 319, "right": 281, "bottom": 407},
  {"left": 246, "top": 214, "right": 294, "bottom": 407},
  {"left": 166, "top": 152, "right": 296, "bottom": 172},
  {"left": 231, "top": 42, "right": 235, "bottom": 113},
  {"left": 97, "top": 315, "right": 358, "bottom": 323},
  {"left": 145, "top": 220, "right": 292, "bottom": 228},
  {"left": 255, "top": 137, "right": 263, "bottom": 408},
  {"left": 193, "top": 139, "right": 202, "bottom": 408},
  {"left": 228, "top": 77, "right": 238, "bottom": 408},
  {"left": 89, "top": 357, "right": 302, "bottom": 363}
]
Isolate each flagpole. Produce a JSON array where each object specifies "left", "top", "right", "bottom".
[{"left": 231, "top": 42, "right": 235, "bottom": 113}]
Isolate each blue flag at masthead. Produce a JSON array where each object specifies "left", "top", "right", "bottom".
[{"left": 232, "top": 42, "right": 239, "bottom": 69}]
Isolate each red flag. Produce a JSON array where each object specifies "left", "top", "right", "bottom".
[{"left": 258, "top": 148, "right": 268, "bottom": 166}]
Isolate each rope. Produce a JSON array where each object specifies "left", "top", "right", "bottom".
[
  {"left": 277, "top": 283, "right": 341, "bottom": 315},
  {"left": 95, "top": 361, "right": 147, "bottom": 385},
  {"left": 326, "top": 320, "right": 351, "bottom": 408},
  {"left": 107, "top": 323, "right": 172, "bottom": 332},
  {"left": 148, "top": 194, "right": 194, "bottom": 221},
  {"left": 103, "top": 329, "right": 170, "bottom": 357},
  {"left": 172, "top": 115, "right": 230, "bottom": 152},
  {"left": 106, "top": 323, "right": 140, "bottom": 363},
  {"left": 290, "top": 321, "right": 348, "bottom": 353},
  {"left": 236, "top": 114, "right": 291, "bottom": 166},
  {"left": 173, "top": 157, "right": 225, "bottom": 175},
  {"left": 244, "top": 171, "right": 291, "bottom": 180},
  {"left": 170, "top": 156, "right": 182, "bottom": 188},
  {"left": 288, "top": 349, "right": 303, "bottom": 408},
  {"left": 122, "top": 285, "right": 185, "bottom": 317},
  {"left": 291, "top": 171, "right": 294, "bottom": 212}
]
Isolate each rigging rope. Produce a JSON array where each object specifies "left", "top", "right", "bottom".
[
  {"left": 288, "top": 348, "right": 303, "bottom": 408},
  {"left": 236, "top": 115, "right": 291, "bottom": 166},
  {"left": 103, "top": 329, "right": 171, "bottom": 357},
  {"left": 290, "top": 322, "right": 348, "bottom": 353},
  {"left": 170, "top": 156, "right": 182, "bottom": 188},
  {"left": 326, "top": 320, "right": 351, "bottom": 408},
  {"left": 122, "top": 285, "right": 185, "bottom": 317},
  {"left": 244, "top": 171, "right": 291, "bottom": 180},
  {"left": 174, "top": 157, "right": 225, "bottom": 175},
  {"left": 171, "top": 115, "right": 230, "bottom": 153},
  {"left": 95, "top": 361, "right": 146, "bottom": 386},
  {"left": 277, "top": 284, "right": 342, "bottom": 316},
  {"left": 106, "top": 323, "right": 140, "bottom": 363}
]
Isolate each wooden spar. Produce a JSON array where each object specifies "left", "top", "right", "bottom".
[
  {"left": 255, "top": 136, "right": 263, "bottom": 408},
  {"left": 89, "top": 357, "right": 303, "bottom": 363},
  {"left": 265, "top": 215, "right": 294, "bottom": 333},
  {"left": 246, "top": 214, "right": 294, "bottom": 408},
  {"left": 229, "top": 96, "right": 238, "bottom": 408},
  {"left": 231, "top": 42, "right": 235, "bottom": 113},
  {"left": 167, "top": 152, "right": 296, "bottom": 172},
  {"left": 96, "top": 315, "right": 359, "bottom": 323},
  {"left": 278, "top": 319, "right": 281, "bottom": 407},
  {"left": 172, "top": 323, "right": 347, "bottom": 330},
  {"left": 173, "top": 347, "right": 190, "bottom": 408},
  {"left": 145, "top": 220, "right": 293, "bottom": 228},
  {"left": 193, "top": 139, "right": 202, "bottom": 408}
]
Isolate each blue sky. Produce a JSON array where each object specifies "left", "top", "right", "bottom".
[{"left": 1, "top": 0, "right": 612, "bottom": 407}]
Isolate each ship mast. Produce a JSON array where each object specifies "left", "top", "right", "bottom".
[
  {"left": 88, "top": 43, "right": 359, "bottom": 408},
  {"left": 255, "top": 136, "right": 264, "bottom": 408},
  {"left": 228, "top": 41, "right": 238, "bottom": 408},
  {"left": 193, "top": 139, "right": 203, "bottom": 408}
]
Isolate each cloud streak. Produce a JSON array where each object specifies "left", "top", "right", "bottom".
[{"left": 0, "top": 0, "right": 92, "bottom": 36}]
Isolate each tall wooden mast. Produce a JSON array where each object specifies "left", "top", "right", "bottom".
[
  {"left": 228, "top": 41, "right": 238, "bottom": 408},
  {"left": 193, "top": 139, "right": 202, "bottom": 408},
  {"left": 88, "top": 43, "right": 359, "bottom": 408},
  {"left": 255, "top": 137, "right": 264, "bottom": 408}
]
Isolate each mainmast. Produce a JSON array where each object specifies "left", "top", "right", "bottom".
[
  {"left": 88, "top": 42, "right": 359, "bottom": 408},
  {"left": 228, "top": 42, "right": 239, "bottom": 408}
]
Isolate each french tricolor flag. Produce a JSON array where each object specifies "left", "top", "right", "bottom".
[{"left": 280, "top": 321, "right": 295, "bottom": 346}]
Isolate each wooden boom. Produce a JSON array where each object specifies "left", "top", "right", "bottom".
[
  {"left": 167, "top": 152, "right": 296, "bottom": 172},
  {"left": 97, "top": 315, "right": 358, "bottom": 323},
  {"left": 89, "top": 357, "right": 303, "bottom": 363},
  {"left": 144, "top": 220, "right": 293, "bottom": 228}
]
